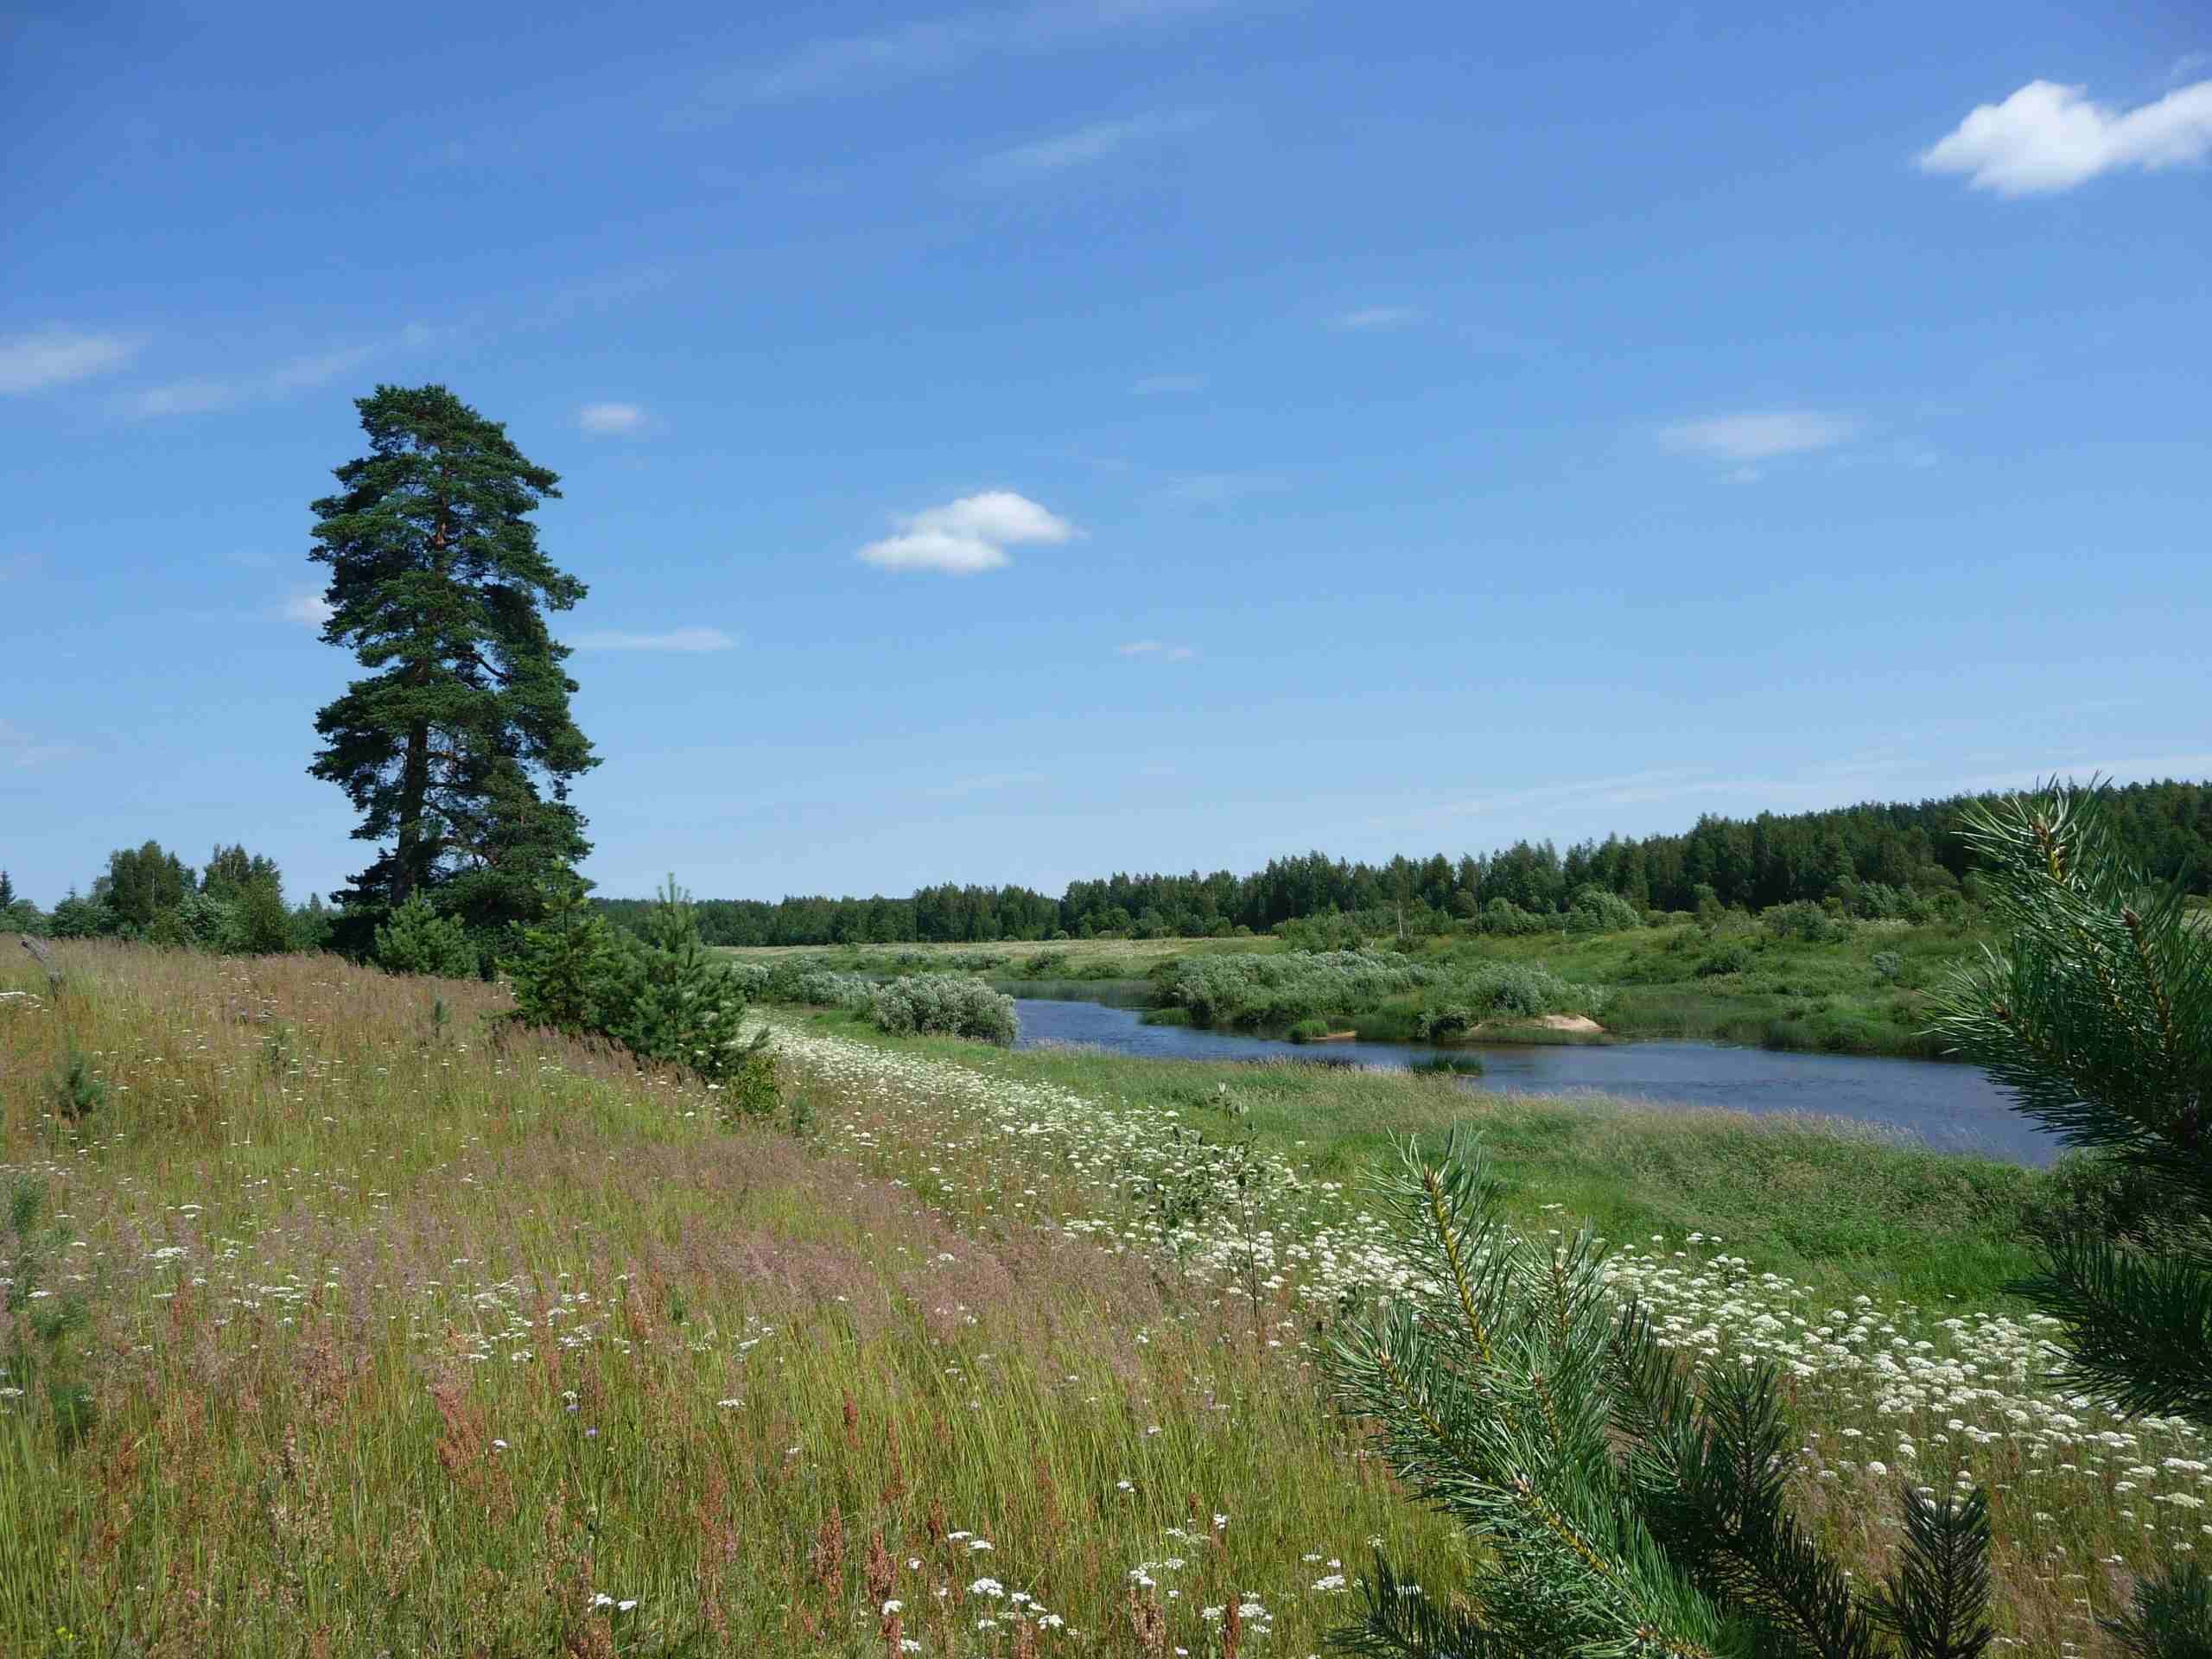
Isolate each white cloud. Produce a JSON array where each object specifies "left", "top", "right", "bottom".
[
  {"left": 858, "top": 490, "right": 1074, "bottom": 575},
  {"left": 1117, "top": 639, "right": 1195, "bottom": 660},
  {"left": 570, "top": 626, "right": 735, "bottom": 652},
  {"left": 969, "top": 109, "right": 1209, "bottom": 184},
  {"left": 1919, "top": 78, "right": 2212, "bottom": 195},
  {"left": 0, "top": 327, "right": 137, "bottom": 395},
  {"left": 712, "top": 0, "right": 1225, "bottom": 107},
  {"left": 126, "top": 344, "right": 379, "bottom": 418},
  {"left": 577, "top": 401, "right": 647, "bottom": 435},
  {"left": 1660, "top": 410, "right": 1857, "bottom": 462},
  {"left": 1334, "top": 306, "right": 1421, "bottom": 331},
  {"left": 283, "top": 591, "right": 335, "bottom": 627},
  {"left": 1131, "top": 373, "right": 1207, "bottom": 395}
]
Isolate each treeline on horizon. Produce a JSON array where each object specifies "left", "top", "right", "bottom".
[{"left": 593, "top": 779, "right": 2212, "bottom": 947}]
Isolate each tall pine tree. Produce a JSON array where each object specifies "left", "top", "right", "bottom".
[{"left": 308, "top": 385, "right": 596, "bottom": 944}]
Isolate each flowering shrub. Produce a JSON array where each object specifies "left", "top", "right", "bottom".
[{"left": 868, "top": 974, "right": 1017, "bottom": 1045}]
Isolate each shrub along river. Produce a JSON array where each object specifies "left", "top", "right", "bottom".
[{"left": 1009, "top": 997, "right": 2052, "bottom": 1166}]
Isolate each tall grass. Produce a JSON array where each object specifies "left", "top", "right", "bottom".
[
  {"left": 0, "top": 943, "right": 2186, "bottom": 1654},
  {"left": 0, "top": 944, "right": 1454, "bottom": 1656}
]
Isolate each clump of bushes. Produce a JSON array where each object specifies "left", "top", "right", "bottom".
[
  {"left": 505, "top": 879, "right": 774, "bottom": 1094},
  {"left": 867, "top": 974, "right": 1017, "bottom": 1045},
  {"left": 791, "top": 969, "right": 875, "bottom": 1010},
  {"left": 373, "top": 893, "right": 480, "bottom": 978},
  {"left": 1412, "top": 963, "right": 1598, "bottom": 1038},
  {"left": 1763, "top": 899, "right": 1848, "bottom": 944},
  {"left": 1565, "top": 884, "right": 1642, "bottom": 934},
  {"left": 1160, "top": 949, "right": 1602, "bottom": 1033},
  {"left": 1695, "top": 942, "right": 1753, "bottom": 977},
  {"left": 1161, "top": 950, "right": 1430, "bottom": 1027},
  {"left": 1476, "top": 897, "right": 1548, "bottom": 936}
]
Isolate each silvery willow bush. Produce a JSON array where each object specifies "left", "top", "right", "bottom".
[
  {"left": 791, "top": 968, "right": 876, "bottom": 1011},
  {"left": 868, "top": 973, "right": 1017, "bottom": 1045},
  {"left": 1931, "top": 782, "right": 2212, "bottom": 1652},
  {"left": 1325, "top": 1130, "right": 1994, "bottom": 1658}
]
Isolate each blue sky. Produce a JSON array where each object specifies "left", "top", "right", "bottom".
[{"left": 3, "top": 0, "right": 2209, "bottom": 906}]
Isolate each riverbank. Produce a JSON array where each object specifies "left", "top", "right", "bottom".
[
  {"left": 785, "top": 1006, "right": 2045, "bottom": 1303},
  {"left": 722, "top": 914, "right": 1989, "bottom": 1059}
]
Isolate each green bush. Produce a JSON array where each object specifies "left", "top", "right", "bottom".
[
  {"left": 1478, "top": 897, "right": 1548, "bottom": 937},
  {"left": 1871, "top": 949, "right": 1904, "bottom": 983},
  {"left": 372, "top": 894, "right": 480, "bottom": 977},
  {"left": 1763, "top": 899, "right": 1846, "bottom": 944},
  {"left": 1287, "top": 1017, "right": 1332, "bottom": 1043},
  {"left": 1695, "top": 943, "right": 1753, "bottom": 977},
  {"left": 868, "top": 974, "right": 1017, "bottom": 1044},
  {"left": 1566, "top": 885, "right": 1642, "bottom": 935}
]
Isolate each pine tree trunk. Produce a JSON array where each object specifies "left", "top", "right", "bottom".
[{"left": 395, "top": 720, "right": 429, "bottom": 905}]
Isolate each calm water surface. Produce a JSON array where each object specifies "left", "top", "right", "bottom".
[{"left": 1010, "top": 997, "right": 2054, "bottom": 1166}]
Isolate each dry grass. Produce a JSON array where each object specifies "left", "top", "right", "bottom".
[{"left": 0, "top": 944, "right": 1453, "bottom": 1656}]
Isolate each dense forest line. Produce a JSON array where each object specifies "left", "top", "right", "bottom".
[{"left": 594, "top": 779, "right": 2212, "bottom": 946}]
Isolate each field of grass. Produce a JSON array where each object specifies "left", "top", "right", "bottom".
[
  {"left": 1, "top": 942, "right": 2196, "bottom": 1655},
  {"left": 728, "top": 917, "right": 1987, "bottom": 1059}
]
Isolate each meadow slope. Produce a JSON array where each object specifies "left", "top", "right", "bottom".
[{"left": 0, "top": 944, "right": 2200, "bottom": 1655}]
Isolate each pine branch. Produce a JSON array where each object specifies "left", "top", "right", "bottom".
[
  {"left": 2102, "top": 1561, "right": 2212, "bottom": 1659},
  {"left": 1864, "top": 1480, "right": 1993, "bottom": 1659},
  {"left": 2017, "top": 1225, "right": 2212, "bottom": 1421},
  {"left": 1609, "top": 1309, "right": 1881, "bottom": 1659}
]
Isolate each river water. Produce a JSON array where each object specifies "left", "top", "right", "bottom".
[{"left": 1010, "top": 997, "right": 2055, "bottom": 1166}]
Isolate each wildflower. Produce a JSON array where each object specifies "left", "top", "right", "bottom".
[{"left": 970, "top": 1578, "right": 1005, "bottom": 1598}]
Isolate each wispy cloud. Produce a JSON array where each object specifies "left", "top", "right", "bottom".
[
  {"left": 968, "top": 108, "right": 1209, "bottom": 184},
  {"left": 1334, "top": 306, "right": 1421, "bottom": 331},
  {"left": 925, "top": 769, "right": 1050, "bottom": 798},
  {"left": 577, "top": 401, "right": 649, "bottom": 435},
  {"left": 283, "top": 592, "right": 334, "bottom": 627},
  {"left": 1919, "top": 78, "right": 2212, "bottom": 195},
  {"left": 0, "top": 720, "right": 82, "bottom": 769},
  {"left": 1116, "top": 639, "right": 1195, "bottom": 660},
  {"left": 124, "top": 321, "right": 441, "bottom": 420},
  {"left": 1131, "top": 372, "right": 1207, "bottom": 395},
  {"left": 857, "top": 490, "right": 1075, "bottom": 575},
  {"left": 1660, "top": 410, "right": 1857, "bottom": 463},
  {"left": 0, "top": 327, "right": 138, "bottom": 396},
  {"left": 570, "top": 626, "right": 735, "bottom": 652},
  {"left": 699, "top": 0, "right": 1227, "bottom": 110},
  {"left": 1151, "top": 471, "right": 1287, "bottom": 507}
]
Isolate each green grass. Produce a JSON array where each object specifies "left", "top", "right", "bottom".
[
  {"left": 2, "top": 942, "right": 2175, "bottom": 1654},
  {"left": 815, "top": 1012, "right": 2042, "bottom": 1306},
  {"left": 0, "top": 944, "right": 1459, "bottom": 1657}
]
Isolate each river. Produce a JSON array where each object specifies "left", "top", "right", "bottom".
[{"left": 1010, "top": 997, "right": 2055, "bottom": 1166}]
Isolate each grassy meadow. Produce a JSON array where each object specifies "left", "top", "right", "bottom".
[{"left": 1, "top": 941, "right": 2202, "bottom": 1656}]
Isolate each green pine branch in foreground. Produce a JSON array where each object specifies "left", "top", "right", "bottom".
[
  {"left": 1325, "top": 782, "right": 2212, "bottom": 1656},
  {"left": 1325, "top": 1129, "right": 1991, "bottom": 1658}
]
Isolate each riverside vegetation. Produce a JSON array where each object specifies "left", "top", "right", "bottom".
[
  {"left": 3, "top": 789, "right": 2209, "bottom": 1651},
  {"left": 716, "top": 903, "right": 2000, "bottom": 1059}
]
